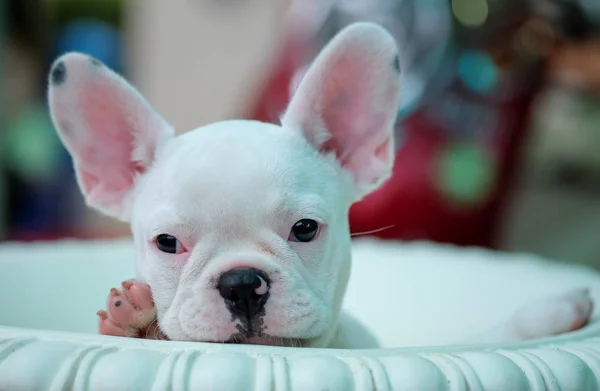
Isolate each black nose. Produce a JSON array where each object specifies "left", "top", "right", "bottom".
[{"left": 217, "top": 268, "right": 270, "bottom": 320}]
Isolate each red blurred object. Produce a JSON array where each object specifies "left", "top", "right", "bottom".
[{"left": 348, "top": 89, "right": 538, "bottom": 248}]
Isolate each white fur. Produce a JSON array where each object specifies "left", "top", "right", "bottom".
[
  {"left": 48, "top": 23, "right": 401, "bottom": 348},
  {"left": 131, "top": 121, "right": 354, "bottom": 346}
]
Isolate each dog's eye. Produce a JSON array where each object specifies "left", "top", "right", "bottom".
[
  {"left": 155, "top": 234, "right": 184, "bottom": 254},
  {"left": 289, "top": 219, "right": 320, "bottom": 242}
]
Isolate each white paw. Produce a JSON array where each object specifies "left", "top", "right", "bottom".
[{"left": 510, "top": 288, "right": 594, "bottom": 340}]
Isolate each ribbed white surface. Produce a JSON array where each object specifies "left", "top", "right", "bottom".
[{"left": 0, "top": 238, "right": 599, "bottom": 390}]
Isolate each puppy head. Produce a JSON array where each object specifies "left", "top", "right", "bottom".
[{"left": 48, "top": 23, "right": 401, "bottom": 347}]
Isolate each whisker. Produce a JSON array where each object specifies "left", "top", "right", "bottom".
[
  {"left": 148, "top": 318, "right": 168, "bottom": 341},
  {"left": 157, "top": 327, "right": 167, "bottom": 341},
  {"left": 350, "top": 224, "right": 395, "bottom": 237},
  {"left": 141, "top": 318, "right": 156, "bottom": 339},
  {"left": 149, "top": 319, "right": 161, "bottom": 340}
]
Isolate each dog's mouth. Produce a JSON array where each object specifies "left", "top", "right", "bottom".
[{"left": 224, "top": 334, "right": 310, "bottom": 347}]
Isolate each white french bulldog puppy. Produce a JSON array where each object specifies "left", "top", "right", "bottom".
[{"left": 48, "top": 23, "right": 593, "bottom": 348}]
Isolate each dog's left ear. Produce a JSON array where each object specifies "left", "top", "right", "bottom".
[
  {"left": 47, "top": 52, "right": 174, "bottom": 221},
  {"left": 282, "top": 23, "right": 401, "bottom": 200}
]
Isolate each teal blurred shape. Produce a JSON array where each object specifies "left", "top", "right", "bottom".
[{"left": 457, "top": 50, "right": 498, "bottom": 94}]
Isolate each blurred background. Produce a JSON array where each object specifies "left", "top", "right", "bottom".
[{"left": 1, "top": 0, "right": 600, "bottom": 268}]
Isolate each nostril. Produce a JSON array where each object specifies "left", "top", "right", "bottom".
[{"left": 228, "top": 290, "right": 240, "bottom": 302}]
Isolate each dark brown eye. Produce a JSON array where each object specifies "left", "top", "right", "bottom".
[
  {"left": 155, "top": 234, "right": 184, "bottom": 254},
  {"left": 289, "top": 219, "right": 320, "bottom": 242}
]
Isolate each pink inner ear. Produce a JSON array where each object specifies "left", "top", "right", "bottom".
[
  {"left": 283, "top": 24, "right": 401, "bottom": 197},
  {"left": 321, "top": 59, "right": 370, "bottom": 157},
  {"left": 374, "top": 138, "right": 391, "bottom": 161},
  {"left": 49, "top": 53, "right": 172, "bottom": 219},
  {"left": 74, "top": 78, "right": 153, "bottom": 201},
  {"left": 78, "top": 168, "right": 130, "bottom": 209},
  {"left": 313, "top": 45, "right": 398, "bottom": 181}
]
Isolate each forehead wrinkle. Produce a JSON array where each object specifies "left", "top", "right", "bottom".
[
  {"left": 145, "top": 205, "right": 199, "bottom": 236},
  {"left": 277, "top": 192, "right": 330, "bottom": 222},
  {"left": 166, "top": 147, "right": 292, "bottom": 213},
  {"left": 166, "top": 170, "right": 286, "bottom": 235},
  {"left": 145, "top": 120, "right": 338, "bottom": 227}
]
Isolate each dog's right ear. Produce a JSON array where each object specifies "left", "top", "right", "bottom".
[
  {"left": 281, "top": 23, "right": 401, "bottom": 201},
  {"left": 48, "top": 52, "right": 174, "bottom": 221}
]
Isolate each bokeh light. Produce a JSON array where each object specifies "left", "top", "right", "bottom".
[
  {"left": 435, "top": 144, "right": 496, "bottom": 206},
  {"left": 5, "top": 105, "right": 60, "bottom": 180},
  {"left": 457, "top": 50, "right": 498, "bottom": 94},
  {"left": 451, "top": 0, "right": 489, "bottom": 28}
]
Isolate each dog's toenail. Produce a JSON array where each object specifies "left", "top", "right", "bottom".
[{"left": 114, "top": 300, "right": 122, "bottom": 307}]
